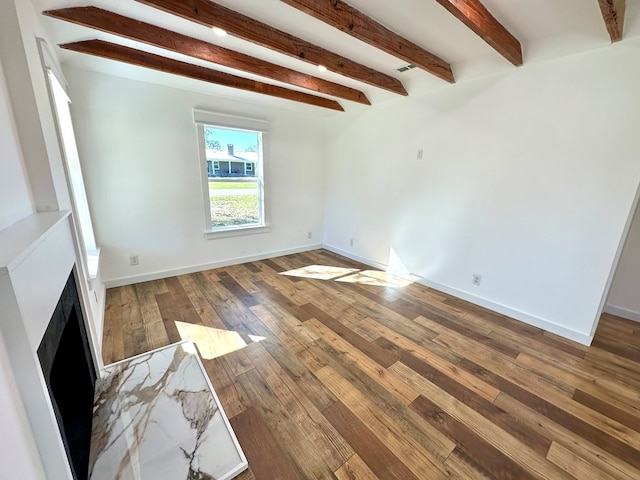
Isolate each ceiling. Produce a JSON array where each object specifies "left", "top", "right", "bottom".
[{"left": 35, "top": 0, "right": 640, "bottom": 114}]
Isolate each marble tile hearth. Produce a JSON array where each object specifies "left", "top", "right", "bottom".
[{"left": 89, "top": 341, "right": 248, "bottom": 480}]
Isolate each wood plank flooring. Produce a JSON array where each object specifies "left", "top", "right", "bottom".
[{"left": 102, "top": 249, "right": 640, "bottom": 480}]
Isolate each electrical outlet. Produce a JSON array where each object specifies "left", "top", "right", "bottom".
[
  {"left": 307, "top": 231, "right": 312, "bottom": 239},
  {"left": 416, "top": 148, "right": 424, "bottom": 160},
  {"left": 472, "top": 274, "right": 482, "bottom": 286},
  {"left": 350, "top": 238, "right": 355, "bottom": 248},
  {"left": 130, "top": 255, "right": 139, "bottom": 266}
]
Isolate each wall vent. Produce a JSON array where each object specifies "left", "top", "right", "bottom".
[{"left": 397, "top": 64, "right": 417, "bottom": 73}]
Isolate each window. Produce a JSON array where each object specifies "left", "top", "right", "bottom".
[
  {"left": 47, "top": 67, "right": 100, "bottom": 276},
  {"left": 194, "top": 110, "right": 269, "bottom": 237}
]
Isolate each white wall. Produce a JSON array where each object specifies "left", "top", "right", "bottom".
[
  {"left": 606, "top": 200, "right": 640, "bottom": 322},
  {"left": 0, "top": 328, "right": 46, "bottom": 480},
  {"left": 0, "top": 59, "right": 33, "bottom": 231},
  {"left": 323, "top": 44, "right": 640, "bottom": 345},
  {"left": 0, "top": 0, "right": 70, "bottom": 213},
  {"left": 0, "top": 41, "right": 45, "bottom": 480},
  {"left": 67, "top": 68, "right": 326, "bottom": 285}
]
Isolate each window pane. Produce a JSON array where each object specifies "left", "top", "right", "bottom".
[
  {"left": 203, "top": 125, "right": 263, "bottom": 229},
  {"left": 209, "top": 181, "right": 260, "bottom": 227},
  {"left": 205, "top": 127, "right": 259, "bottom": 179}
]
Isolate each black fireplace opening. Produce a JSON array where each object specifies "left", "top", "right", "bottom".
[{"left": 38, "top": 271, "right": 97, "bottom": 480}]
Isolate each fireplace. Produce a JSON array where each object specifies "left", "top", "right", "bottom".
[{"left": 37, "top": 271, "right": 97, "bottom": 480}]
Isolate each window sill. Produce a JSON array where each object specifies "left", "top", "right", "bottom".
[
  {"left": 204, "top": 225, "right": 271, "bottom": 240},
  {"left": 87, "top": 248, "right": 101, "bottom": 280}
]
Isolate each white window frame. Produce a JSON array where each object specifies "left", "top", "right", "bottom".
[
  {"left": 194, "top": 109, "right": 270, "bottom": 239},
  {"left": 40, "top": 40, "right": 101, "bottom": 279}
]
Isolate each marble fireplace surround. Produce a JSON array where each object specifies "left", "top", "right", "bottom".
[{"left": 91, "top": 341, "right": 248, "bottom": 480}]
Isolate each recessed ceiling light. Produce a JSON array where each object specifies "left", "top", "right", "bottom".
[
  {"left": 212, "top": 27, "right": 228, "bottom": 37},
  {"left": 317, "top": 65, "right": 328, "bottom": 72}
]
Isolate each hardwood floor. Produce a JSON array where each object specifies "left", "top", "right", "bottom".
[{"left": 102, "top": 249, "right": 640, "bottom": 479}]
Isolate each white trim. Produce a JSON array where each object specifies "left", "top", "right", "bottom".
[
  {"left": 197, "top": 124, "right": 211, "bottom": 231},
  {"left": 47, "top": 70, "right": 96, "bottom": 252},
  {"left": 322, "top": 243, "right": 594, "bottom": 346},
  {"left": 321, "top": 245, "right": 389, "bottom": 271},
  {"left": 87, "top": 248, "right": 101, "bottom": 280},
  {"left": 198, "top": 125, "right": 213, "bottom": 228},
  {"left": 104, "top": 243, "right": 322, "bottom": 287},
  {"left": 603, "top": 304, "right": 640, "bottom": 323},
  {"left": 36, "top": 37, "right": 68, "bottom": 89},
  {"left": 0, "top": 210, "right": 71, "bottom": 274},
  {"left": 204, "top": 225, "right": 271, "bottom": 239},
  {"left": 193, "top": 109, "right": 269, "bottom": 132}
]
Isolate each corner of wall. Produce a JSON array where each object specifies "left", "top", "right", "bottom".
[{"left": 603, "top": 304, "right": 640, "bottom": 323}]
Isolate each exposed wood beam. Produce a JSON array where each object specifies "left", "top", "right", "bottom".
[
  {"left": 135, "top": 0, "right": 408, "bottom": 96},
  {"left": 60, "top": 40, "right": 344, "bottom": 111},
  {"left": 434, "top": 0, "right": 522, "bottom": 66},
  {"left": 598, "top": 0, "right": 625, "bottom": 42},
  {"left": 44, "top": 7, "right": 369, "bottom": 105},
  {"left": 279, "top": 0, "right": 454, "bottom": 83}
]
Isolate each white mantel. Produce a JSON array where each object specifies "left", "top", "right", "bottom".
[{"left": 0, "top": 210, "right": 77, "bottom": 479}]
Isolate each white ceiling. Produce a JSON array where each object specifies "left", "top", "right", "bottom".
[{"left": 35, "top": 0, "right": 640, "bottom": 114}]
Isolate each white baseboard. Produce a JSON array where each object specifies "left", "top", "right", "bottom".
[
  {"left": 323, "top": 244, "right": 594, "bottom": 346},
  {"left": 104, "top": 244, "right": 322, "bottom": 288},
  {"left": 322, "top": 245, "right": 389, "bottom": 271},
  {"left": 603, "top": 304, "right": 640, "bottom": 323}
]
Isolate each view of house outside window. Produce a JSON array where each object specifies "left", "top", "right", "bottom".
[{"left": 204, "top": 126, "right": 263, "bottom": 229}]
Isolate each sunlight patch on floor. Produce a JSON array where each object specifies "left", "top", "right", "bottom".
[
  {"left": 337, "top": 270, "right": 414, "bottom": 288},
  {"left": 279, "top": 261, "right": 414, "bottom": 288},
  {"left": 280, "top": 264, "right": 359, "bottom": 280},
  {"left": 176, "top": 321, "right": 247, "bottom": 360}
]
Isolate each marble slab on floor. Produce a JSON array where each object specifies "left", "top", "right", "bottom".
[{"left": 89, "top": 341, "right": 248, "bottom": 480}]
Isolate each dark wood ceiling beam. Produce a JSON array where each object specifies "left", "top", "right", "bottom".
[
  {"left": 60, "top": 40, "right": 344, "bottom": 111},
  {"left": 44, "top": 7, "right": 369, "bottom": 105},
  {"left": 598, "top": 0, "right": 625, "bottom": 42},
  {"left": 280, "top": 0, "right": 454, "bottom": 83},
  {"left": 135, "top": 0, "right": 407, "bottom": 96},
  {"left": 434, "top": 0, "right": 522, "bottom": 66}
]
